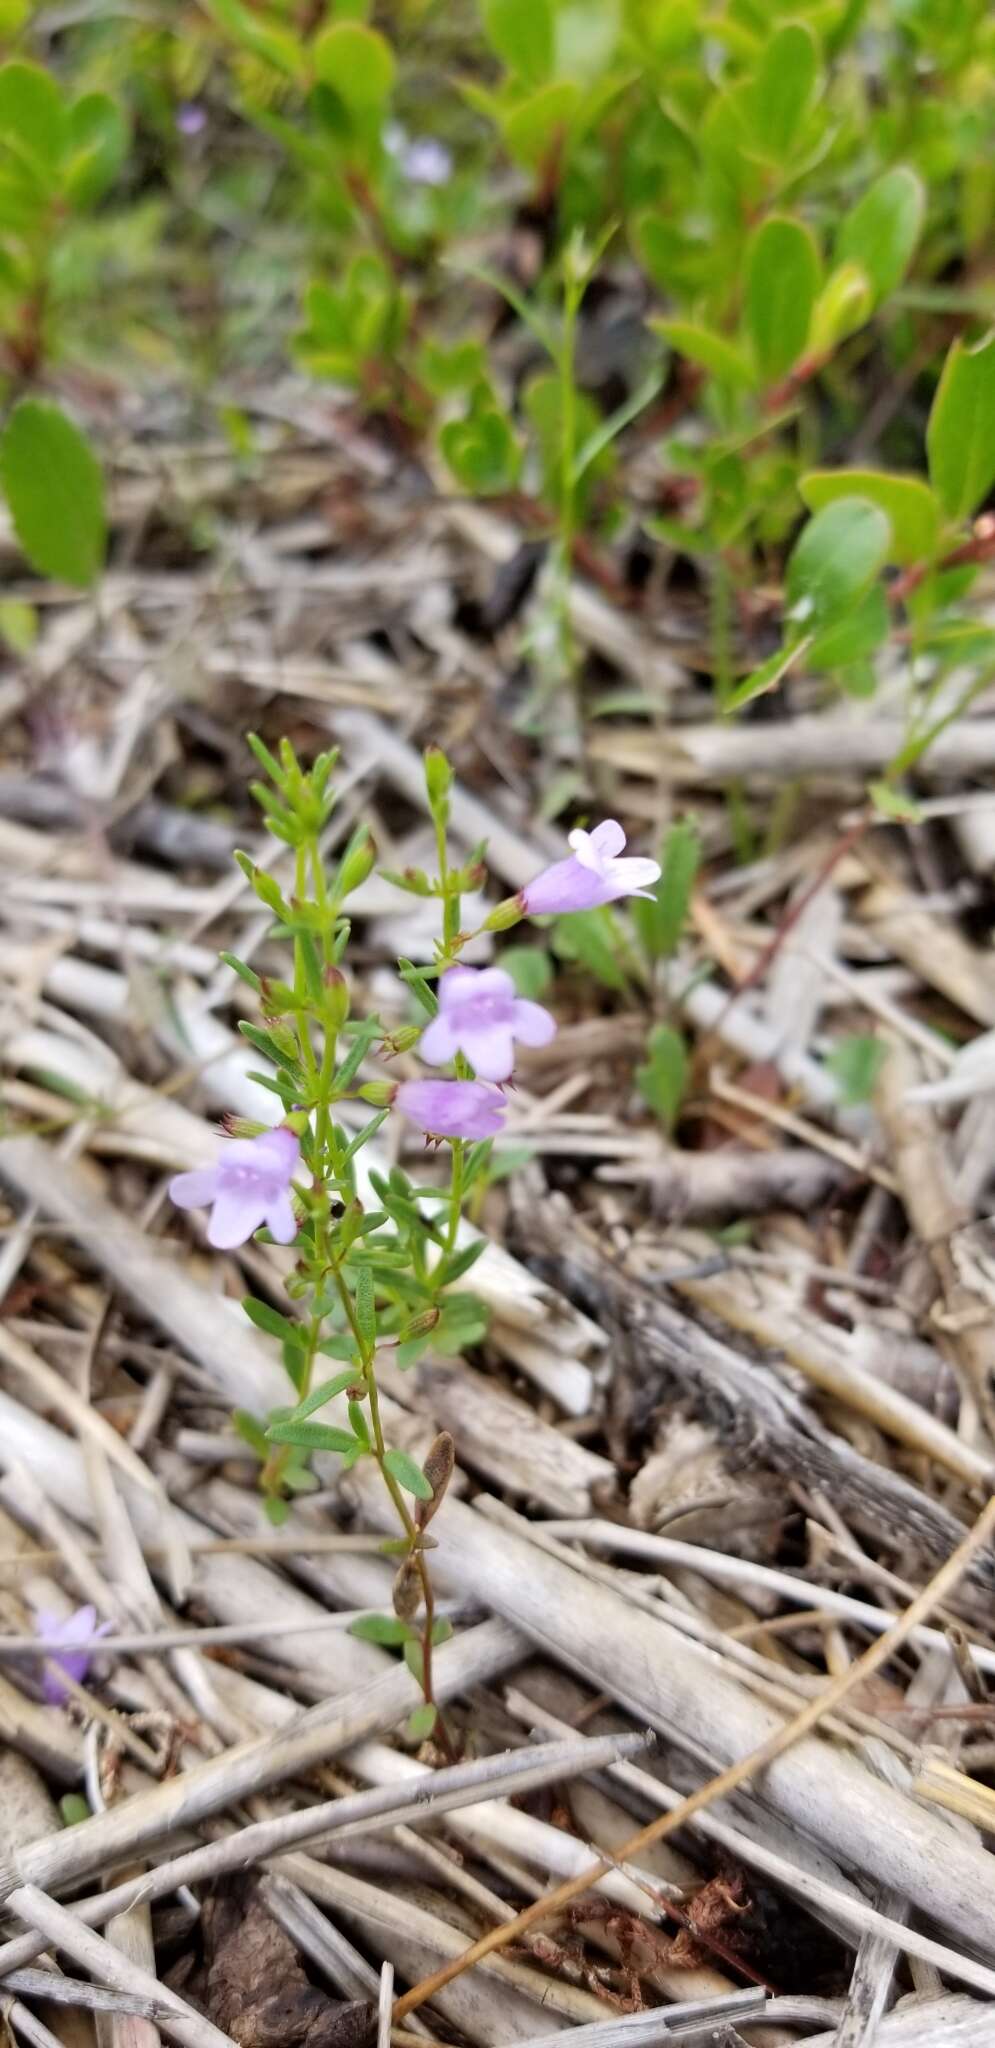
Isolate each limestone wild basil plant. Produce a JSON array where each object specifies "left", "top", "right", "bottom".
[{"left": 169, "top": 739, "right": 660, "bottom": 1741}]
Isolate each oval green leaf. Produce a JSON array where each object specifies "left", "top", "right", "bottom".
[
  {"left": 786, "top": 496, "right": 891, "bottom": 626},
  {"left": 0, "top": 400, "right": 106, "bottom": 587},
  {"left": 383, "top": 1448, "right": 433, "bottom": 1500},
  {"left": 800, "top": 468, "right": 940, "bottom": 566},
  {"left": 745, "top": 216, "right": 821, "bottom": 382},
  {"left": 836, "top": 166, "right": 924, "bottom": 306},
  {"left": 313, "top": 22, "right": 395, "bottom": 107}
]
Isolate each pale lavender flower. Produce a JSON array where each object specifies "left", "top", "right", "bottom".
[
  {"left": 169, "top": 1127, "right": 300, "bottom": 1249},
  {"left": 418, "top": 965, "right": 555, "bottom": 1082},
  {"left": 394, "top": 1078, "right": 506, "bottom": 1141},
  {"left": 384, "top": 121, "right": 452, "bottom": 187},
  {"left": 34, "top": 1605, "right": 112, "bottom": 1705},
  {"left": 520, "top": 820, "right": 662, "bottom": 916},
  {"left": 176, "top": 103, "right": 206, "bottom": 137}
]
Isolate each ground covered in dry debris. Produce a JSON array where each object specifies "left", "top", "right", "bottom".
[{"left": 3, "top": 398, "right": 995, "bottom": 2048}]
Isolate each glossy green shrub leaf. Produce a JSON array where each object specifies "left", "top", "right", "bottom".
[
  {"left": 926, "top": 332, "right": 995, "bottom": 524},
  {"left": 745, "top": 216, "right": 821, "bottom": 382},
  {"left": 64, "top": 93, "right": 128, "bottom": 206},
  {"left": 0, "top": 401, "right": 106, "bottom": 587},
  {"left": 0, "top": 60, "right": 65, "bottom": 180},
  {"left": 554, "top": 0, "right": 621, "bottom": 82},
  {"left": 630, "top": 818, "right": 701, "bottom": 961},
  {"left": 500, "top": 80, "right": 581, "bottom": 169},
  {"left": 786, "top": 497, "right": 891, "bottom": 626},
  {"left": 743, "top": 21, "right": 820, "bottom": 163},
  {"left": 652, "top": 318, "right": 753, "bottom": 387},
  {"left": 636, "top": 1024, "right": 689, "bottom": 1132},
  {"left": 807, "top": 583, "right": 890, "bottom": 671},
  {"left": 313, "top": 23, "right": 395, "bottom": 109},
  {"left": 800, "top": 469, "right": 940, "bottom": 565},
  {"left": 836, "top": 166, "right": 924, "bottom": 305},
  {"left": 481, "top": 0, "right": 554, "bottom": 83},
  {"left": 202, "top": 0, "right": 302, "bottom": 75}
]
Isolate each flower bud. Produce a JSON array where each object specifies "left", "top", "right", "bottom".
[
  {"left": 392, "top": 1554, "right": 423, "bottom": 1621},
  {"left": 416, "top": 1430, "right": 455, "bottom": 1530},
  {"left": 484, "top": 894, "right": 524, "bottom": 932},
  {"left": 322, "top": 965, "right": 350, "bottom": 1028},
  {"left": 423, "top": 746, "right": 453, "bottom": 818},
  {"left": 358, "top": 1080, "right": 396, "bottom": 1106}
]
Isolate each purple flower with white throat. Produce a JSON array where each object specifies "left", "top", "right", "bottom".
[
  {"left": 521, "top": 820, "right": 662, "bottom": 916},
  {"left": 418, "top": 965, "right": 555, "bottom": 1082},
  {"left": 169, "top": 1127, "right": 300, "bottom": 1249},
  {"left": 33, "top": 1605, "right": 112, "bottom": 1705},
  {"left": 394, "top": 1079, "right": 506, "bottom": 1141}
]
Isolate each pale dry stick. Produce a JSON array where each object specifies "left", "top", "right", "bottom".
[
  {"left": 4, "top": 1999, "right": 64, "bottom": 2048},
  {"left": 378, "top": 1965, "right": 394, "bottom": 2048},
  {"left": 0, "top": 1533, "right": 392, "bottom": 1571},
  {"left": 5, "top": 1972, "right": 183, "bottom": 2021},
  {"left": 539, "top": 1522, "right": 995, "bottom": 1677},
  {"left": 392, "top": 1488, "right": 995, "bottom": 2023},
  {"left": 5, "top": 1889, "right": 234, "bottom": 2048},
  {"left": 511, "top": 1990, "right": 769, "bottom": 2048},
  {"left": 0, "top": 1730, "right": 649, "bottom": 1980},
  {"left": 0, "top": 1617, "right": 519, "bottom": 1902},
  {"left": 0, "top": 1609, "right": 462, "bottom": 1660},
  {"left": 707, "top": 1070, "right": 899, "bottom": 1193}
]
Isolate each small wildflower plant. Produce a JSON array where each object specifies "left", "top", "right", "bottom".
[{"left": 169, "top": 736, "right": 658, "bottom": 1740}]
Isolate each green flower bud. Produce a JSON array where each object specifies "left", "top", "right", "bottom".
[{"left": 484, "top": 894, "right": 524, "bottom": 933}]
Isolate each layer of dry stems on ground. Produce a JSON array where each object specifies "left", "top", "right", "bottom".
[{"left": 3, "top": 391, "right": 995, "bottom": 2048}]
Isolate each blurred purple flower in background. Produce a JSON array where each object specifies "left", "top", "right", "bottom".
[
  {"left": 419, "top": 965, "right": 555, "bottom": 1081},
  {"left": 394, "top": 1078, "right": 506, "bottom": 1140},
  {"left": 384, "top": 122, "right": 452, "bottom": 187},
  {"left": 521, "top": 819, "right": 662, "bottom": 916},
  {"left": 176, "top": 103, "right": 207, "bottom": 138},
  {"left": 169, "top": 1127, "right": 300, "bottom": 1248},
  {"left": 34, "top": 1605, "right": 112, "bottom": 1705}
]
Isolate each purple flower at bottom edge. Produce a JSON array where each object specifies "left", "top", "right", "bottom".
[
  {"left": 33, "top": 1605, "right": 112, "bottom": 1706},
  {"left": 521, "top": 818, "right": 662, "bottom": 916},
  {"left": 169, "top": 1126, "right": 300, "bottom": 1249},
  {"left": 394, "top": 1079, "right": 506, "bottom": 1141},
  {"left": 418, "top": 965, "right": 556, "bottom": 1082}
]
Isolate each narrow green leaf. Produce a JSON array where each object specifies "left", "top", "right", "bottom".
[
  {"left": 0, "top": 401, "right": 105, "bottom": 587},
  {"left": 289, "top": 1370, "right": 359, "bottom": 1419},
  {"left": 630, "top": 819, "right": 701, "bottom": 962},
  {"left": 652, "top": 319, "right": 753, "bottom": 387},
  {"left": 406, "top": 1701, "right": 438, "bottom": 1742},
  {"left": 926, "top": 331, "right": 995, "bottom": 525},
  {"left": 635, "top": 1024, "right": 689, "bottom": 1133},
  {"left": 383, "top": 1448, "right": 434, "bottom": 1500},
  {"left": 242, "top": 1296, "right": 304, "bottom": 1346},
  {"left": 349, "top": 1613, "right": 417, "bottom": 1645},
  {"left": 266, "top": 1419, "right": 356, "bottom": 1452}
]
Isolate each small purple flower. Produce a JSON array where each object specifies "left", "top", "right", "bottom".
[
  {"left": 418, "top": 965, "right": 556, "bottom": 1082},
  {"left": 521, "top": 820, "right": 662, "bottom": 916},
  {"left": 385, "top": 122, "right": 452, "bottom": 186},
  {"left": 394, "top": 1079, "right": 506, "bottom": 1141},
  {"left": 176, "top": 102, "right": 207, "bottom": 138},
  {"left": 169, "top": 1127, "right": 300, "bottom": 1249},
  {"left": 34, "top": 1606, "right": 112, "bottom": 1706}
]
